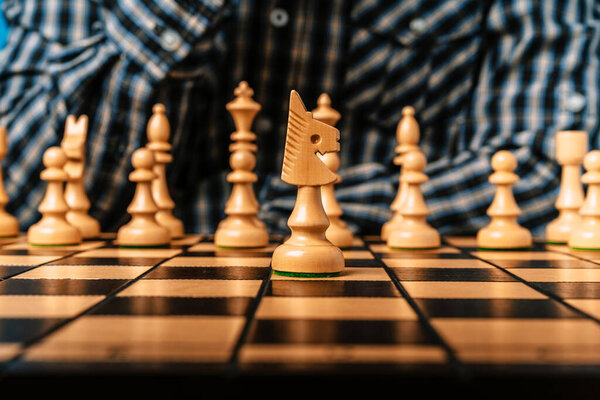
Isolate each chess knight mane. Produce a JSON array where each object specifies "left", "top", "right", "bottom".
[{"left": 281, "top": 90, "right": 340, "bottom": 186}]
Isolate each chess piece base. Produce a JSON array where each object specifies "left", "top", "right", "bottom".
[
  {"left": 0, "top": 211, "right": 18, "bottom": 237},
  {"left": 215, "top": 216, "right": 268, "bottom": 248},
  {"left": 28, "top": 217, "right": 81, "bottom": 245},
  {"left": 156, "top": 211, "right": 184, "bottom": 239},
  {"left": 477, "top": 218, "right": 532, "bottom": 249},
  {"left": 568, "top": 218, "right": 600, "bottom": 250},
  {"left": 381, "top": 213, "right": 402, "bottom": 241},
  {"left": 67, "top": 211, "right": 100, "bottom": 239},
  {"left": 117, "top": 217, "right": 170, "bottom": 247},
  {"left": 272, "top": 242, "right": 344, "bottom": 275},
  {"left": 546, "top": 210, "right": 581, "bottom": 244},
  {"left": 387, "top": 219, "right": 440, "bottom": 249},
  {"left": 326, "top": 217, "right": 353, "bottom": 249}
]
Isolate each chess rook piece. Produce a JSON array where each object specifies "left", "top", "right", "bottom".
[
  {"left": 271, "top": 90, "right": 344, "bottom": 277},
  {"left": 312, "top": 93, "right": 353, "bottom": 248},
  {"left": 477, "top": 150, "right": 532, "bottom": 250},
  {"left": 215, "top": 81, "right": 268, "bottom": 248},
  {"left": 381, "top": 106, "right": 421, "bottom": 240},
  {"left": 61, "top": 115, "right": 100, "bottom": 239},
  {"left": 0, "top": 127, "right": 18, "bottom": 237},
  {"left": 28, "top": 147, "right": 82, "bottom": 246},
  {"left": 569, "top": 150, "right": 600, "bottom": 250},
  {"left": 117, "top": 148, "right": 170, "bottom": 248},
  {"left": 387, "top": 150, "right": 440, "bottom": 249},
  {"left": 546, "top": 131, "right": 587, "bottom": 244},
  {"left": 146, "top": 104, "right": 184, "bottom": 239}
]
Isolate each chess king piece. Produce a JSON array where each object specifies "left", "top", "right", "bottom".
[
  {"left": 477, "top": 150, "right": 532, "bottom": 250},
  {"left": 569, "top": 150, "right": 600, "bottom": 250},
  {"left": 61, "top": 115, "right": 100, "bottom": 239},
  {"left": 215, "top": 81, "right": 268, "bottom": 248},
  {"left": 28, "top": 147, "right": 82, "bottom": 246},
  {"left": 271, "top": 90, "right": 344, "bottom": 277},
  {"left": 312, "top": 93, "right": 354, "bottom": 248},
  {"left": 387, "top": 150, "right": 440, "bottom": 249},
  {"left": 0, "top": 127, "right": 18, "bottom": 237},
  {"left": 381, "top": 106, "right": 421, "bottom": 240},
  {"left": 546, "top": 131, "right": 587, "bottom": 244},
  {"left": 117, "top": 148, "right": 170, "bottom": 248},
  {"left": 146, "top": 104, "right": 184, "bottom": 239}
]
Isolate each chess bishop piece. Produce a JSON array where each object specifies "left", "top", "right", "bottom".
[
  {"left": 0, "top": 127, "right": 18, "bottom": 237},
  {"left": 312, "top": 93, "right": 353, "bottom": 248},
  {"left": 146, "top": 104, "right": 184, "bottom": 239},
  {"left": 117, "top": 148, "right": 170, "bottom": 248},
  {"left": 387, "top": 150, "right": 440, "bottom": 249},
  {"left": 546, "top": 131, "right": 587, "bottom": 244},
  {"left": 215, "top": 81, "right": 268, "bottom": 248},
  {"left": 477, "top": 150, "right": 532, "bottom": 250},
  {"left": 272, "top": 90, "right": 344, "bottom": 277},
  {"left": 569, "top": 150, "right": 600, "bottom": 250},
  {"left": 61, "top": 115, "right": 100, "bottom": 239},
  {"left": 28, "top": 147, "right": 82, "bottom": 246},
  {"left": 381, "top": 106, "right": 420, "bottom": 240}
]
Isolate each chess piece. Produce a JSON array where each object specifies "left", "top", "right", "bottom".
[
  {"left": 61, "top": 115, "right": 100, "bottom": 239},
  {"left": 312, "top": 93, "right": 353, "bottom": 248},
  {"left": 387, "top": 150, "right": 440, "bottom": 249},
  {"left": 146, "top": 104, "right": 184, "bottom": 239},
  {"left": 477, "top": 150, "right": 532, "bottom": 250},
  {"left": 28, "top": 147, "right": 82, "bottom": 246},
  {"left": 569, "top": 150, "right": 600, "bottom": 250},
  {"left": 546, "top": 131, "right": 587, "bottom": 244},
  {"left": 117, "top": 148, "right": 170, "bottom": 248},
  {"left": 271, "top": 90, "right": 344, "bottom": 277},
  {"left": 0, "top": 127, "right": 18, "bottom": 237},
  {"left": 381, "top": 106, "right": 420, "bottom": 240},
  {"left": 215, "top": 81, "right": 268, "bottom": 248}
]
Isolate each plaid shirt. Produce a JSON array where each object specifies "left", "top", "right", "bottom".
[{"left": 0, "top": 0, "right": 598, "bottom": 236}]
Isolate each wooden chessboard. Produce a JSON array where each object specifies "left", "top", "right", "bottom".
[{"left": 0, "top": 234, "right": 599, "bottom": 392}]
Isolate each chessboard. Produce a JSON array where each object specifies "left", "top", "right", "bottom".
[{"left": 0, "top": 233, "right": 599, "bottom": 393}]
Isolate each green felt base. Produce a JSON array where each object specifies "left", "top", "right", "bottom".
[
  {"left": 389, "top": 246, "right": 440, "bottom": 251},
  {"left": 477, "top": 247, "right": 531, "bottom": 251},
  {"left": 273, "top": 270, "right": 341, "bottom": 278},
  {"left": 29, "top": 243, "right": 79, "bottom": 247},
  {"left": 546, "top": 241, "right": 567, "bottom": 245},
  {"left": 119, "top": 244, "right": 169, "bottom": 249},
  {"left": 571, "top": 247, "right": 600, "bottom": 251}
]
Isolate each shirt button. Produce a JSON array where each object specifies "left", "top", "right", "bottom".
[
  {"left": 565, "top": 92, "right": 586, "bottom": 112},
  {"left": 270, "top": 8, "right": 289, "bottom": 28},
  {"left": 409, "top": 18, "right": 427, "bottom": 34},
  {"left": 160, "top": 29, "right": 181, "bottom": 50}
]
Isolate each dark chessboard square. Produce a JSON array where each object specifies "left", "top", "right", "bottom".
[
  {"left": 0, "top": 266, "right": 32, "bottom": 280},
  {"left": 266, "top": 281, "right": 401, "bottom": 297},
  {"left": 0, "top": 318, "right": 63, "bottom": 343},
  {"left": 0, "top": 279, "right": 129, "bottom": 295},
  {"left": 47, "top": 257, "right": 165, "bottom": 266},
  {"left": 246, "top": 320, "right": 437, "bottom": 345},
  {"left": 489, "top": 259, "right": 600, "bottom": 269},
  {"left": 531, "top": 282, "right": 600, "bottom": 299},
  {"left": 185, "top": 251, "right": 273, "bottom": 258},
  {"left": 0, "top": 249, "right": 73, "bottom": 256},
  {"left": 144, "top": 266, "right": 270, "bottom": 280},
  {"left": 344, "top": 259, "right": 381, "bottom": 268},
  {"left": 415, "top": 298, "right": 580, "bottom": 318},
  {"left": 391, "top": 268, "right": 516, "bottom": 282},
  {"left": 90, "top": 296, "right": 254, "bottom": 316}
]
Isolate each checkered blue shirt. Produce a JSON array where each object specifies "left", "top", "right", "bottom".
[{"left": 0, "top": 0, "right": 598, "bottom": 236}]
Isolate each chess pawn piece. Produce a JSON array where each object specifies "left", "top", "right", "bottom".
[
  {"left": 477, "top": 150, "right": 532, "bottom": 250},
  {"left": 313, "top": 93, "right": 353, "bottom": 248},
  {"left": 546, "top": 131, "right": 587, "bottom": 244},
  {"left": 117, "top": 148, "right": 170, "bottom": 248},
  {"left": 387, "top": 150, "right": 440, "bottom": 249},
  {"left": 61, "top": 115, "right": 100, "bottom": 239},
  {"left": 569, "top": 150, "right": 600, "bottom": 250},
  {"left": 215, "top": 81, "right": 268, "bottom": 248},
  {"left": 28, "top": 147, "right": 82, "bottom": 246},
  {"left": 146, "top": 104, "right": 184, "bottom": 239},
  {"left": 272, "top": 90, "right": 344, "bottom": 277},
  {"left": 381, "top": 106, "right": 420, "bottom": 240},
  {"left": 0, "top": 128, "right": 18, "bottom": 237}
]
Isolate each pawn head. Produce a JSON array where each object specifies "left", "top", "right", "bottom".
[
  {"left": 43, "top": 146, "right": 67, "bottom": 168},
  {"left": 132, "top": 148, "right": 154, "bottom": 170},
  {"left": 491, "top": 150, "right": 517, "bottom": 172},
  {"left": 403, "top": 150, "right": 426, "bottom": 172},
  {"left": 584, "top": 150, "right": 600, "bottom": 172}
]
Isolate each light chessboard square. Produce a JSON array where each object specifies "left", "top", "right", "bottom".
[
  {"left": 0, "top": 295, "right": 104, "bottom": 318},
  {"left": 75, "top": 248, "right": 182, "bottom": 258},
  {"left": 383, "top": 259, "right": 493, "bottom": 269},
  {"left": 118, "top": 279, "right": 263, "bottom": 298},
  {"left": 0, "top": 255, "right": 62, "bottom": 266},
  {"left": 162, "top": 256, "right": 272, "bottom": 267},
  {"left": 18, "top": 265, "right": 151, "bottom": 280},
  {"left": 509, "top": 268, "right": 600, "bottom": 282}
]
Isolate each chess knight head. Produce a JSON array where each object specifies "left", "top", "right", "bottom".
[{"left": 281, "top": 90, "right": 340, "bottom": 186}]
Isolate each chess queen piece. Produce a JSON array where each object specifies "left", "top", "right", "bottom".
[
  {"left": 117, "top": 148, "right": 170, "bottom": 248},
  {"left": 477, "top": 150, "right": 532, "bottom": 250},
  {"left": 0, "top": 127, "right": 18, "bottom": 237},
  {"left": 387, "top": 150, "right": 440, "bottom": 249},
  {"left": 215, "top": 82, "right": 268, "bottom": 248},
  {"left": 569, "top": 150, "right": 600, "bottom": 250},
  {"left": 61, "top": 115, "right": 101, "bottom": 239},
  {"left": 312, "top": 93, "right": 354, "bottom": 248},
  {"left": 146, "top": 104, "right": 184, "bottom": 239},
  {"left": 271, "top": 90, "right": 344, "bottom": 277},
  {"left": 546, "top": 131, "right": 587, "bottom": 244},
  {"left": 28, "top": 147, "right": 82, "bottom": 246},
  {"left": 381, "top": 106, "right": 420, "bottom": 240}
]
